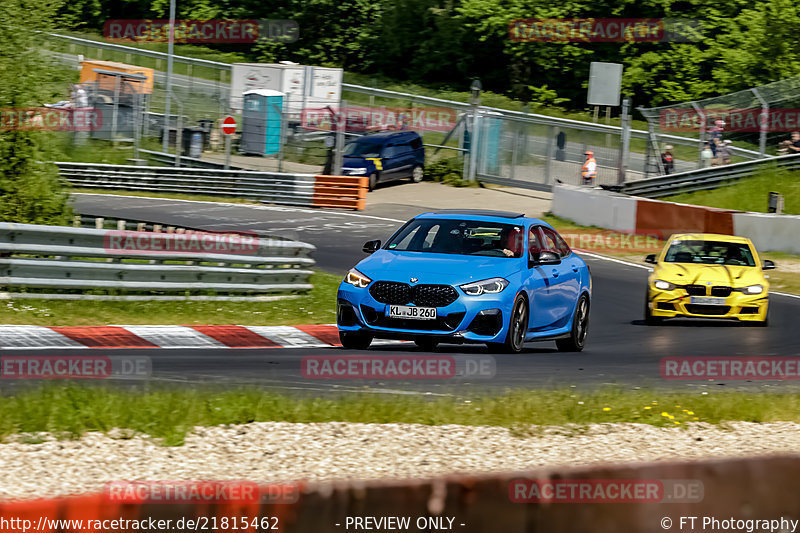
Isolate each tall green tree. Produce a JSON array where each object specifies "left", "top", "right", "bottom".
[{"left": 0, "top": 0, "right": 71, "bottom": 224}]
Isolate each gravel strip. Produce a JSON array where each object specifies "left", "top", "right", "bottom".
[{"left": 3, "top": 421, "right": 800, "bottom": 500}]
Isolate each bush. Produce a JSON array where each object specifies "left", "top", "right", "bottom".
[{"left": 424, "top": 157, "right": 475, "bottom": 187}]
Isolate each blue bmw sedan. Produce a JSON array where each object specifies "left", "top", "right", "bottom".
[{"left": 337, "top": 210, "right": 592, "bottom": 353}]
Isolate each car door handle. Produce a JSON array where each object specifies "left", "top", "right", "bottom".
[
  {"left": 572, "top": 265, "right": 578, "bottom": 272},
  {"left": 551, "top": 269, "right": 559, "bottom": 278}
]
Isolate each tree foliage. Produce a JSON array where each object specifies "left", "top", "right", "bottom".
[
  {"left": 0, "top": 0, "right": 72, "bottom": 224},
  {"left": 54, "top": 0, "right": 800, "bottom": 109}
]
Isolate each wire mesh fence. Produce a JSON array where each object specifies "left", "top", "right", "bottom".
[{"left": 638, "top": 73, "right": 800, "bottom": 165}]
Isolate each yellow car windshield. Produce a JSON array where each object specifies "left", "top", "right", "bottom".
[{"left": 664, "top": 240, "right": 756, "bottom": 267}]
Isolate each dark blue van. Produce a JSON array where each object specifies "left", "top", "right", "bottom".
[{"left": 340, "top": 131, "right": 425, "bottom": 191}]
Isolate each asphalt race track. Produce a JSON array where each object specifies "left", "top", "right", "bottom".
[{"left": 21, "top": 193, "right": 798, "bottom": 394}]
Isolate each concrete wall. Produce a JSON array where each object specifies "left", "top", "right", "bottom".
[
  {"left": 551, "top": 185, "right": 637, "bottom": 233},
  {"left": 553, "top": 184, "right": 799, "bottom": 254}
]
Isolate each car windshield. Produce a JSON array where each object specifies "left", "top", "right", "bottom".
[
  {"left": 664, "top": 239, "right": 756, "bottom": 266},
  {"left": 343, "top": 140, "right": 381, "bottom": 157},
  {"left": 385, "top": 218, "right": 524, "bottom": 257}
]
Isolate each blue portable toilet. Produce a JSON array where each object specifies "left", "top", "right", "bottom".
[{"left": 241, "top": 89, "right": 284, "bottom": 156}]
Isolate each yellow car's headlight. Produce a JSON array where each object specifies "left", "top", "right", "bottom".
[
  {"left": 739, "top": 284, "right": 764, "bottom": 295},
  {"left": 344, "top": 269, "right": 371, "bottom": 288},
  {"left": 653, "top": 279, "right": 676, "bottom": 291}
]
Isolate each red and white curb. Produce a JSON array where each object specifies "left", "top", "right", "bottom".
[{"left": 0, "top": 324, "right": 402, "bottom": 350}]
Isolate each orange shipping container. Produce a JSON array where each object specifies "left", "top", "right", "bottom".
[{"left": 79, "top": 60, "right": 154, "bottom": 94}]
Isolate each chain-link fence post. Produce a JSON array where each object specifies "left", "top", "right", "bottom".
[{"left": 752, "top": 88, "right": 768, "bottom": 157}]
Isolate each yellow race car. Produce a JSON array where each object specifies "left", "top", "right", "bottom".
[{"left": 644, "top": 233, "right": 775, "bottom": 326}]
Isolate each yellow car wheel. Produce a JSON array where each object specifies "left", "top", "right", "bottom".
[{"left": 644, "top": 292, "right": 662, "bottom": 325}]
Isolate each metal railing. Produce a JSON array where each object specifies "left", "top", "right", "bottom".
[
  {"left": 58, "top": 161, "right": 318, "bottom": 205},
  {"left": 619, "top": 153, "right": 800, "bottom": 198},
  {"left": 0, "top": 223, "right": 315, "bottom": 300}
]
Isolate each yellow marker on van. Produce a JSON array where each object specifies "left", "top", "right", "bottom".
[{"left": 365, "top": 157, "right": 383, "bottom": 170}]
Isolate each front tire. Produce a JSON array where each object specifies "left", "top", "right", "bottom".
[
  {"left": 487, "top": 294, "right": 527, "bottom": 354},
  {"left": 557, "top": 293, "right": 590, "bottom": 352},
  {"left": 339, "top": 331, "right": 373, "bottom": 350},
  {"left": 368, "top": 172, "right": 378, "bottom": 192},
  {"left": 644, "top": 293, "right": 662, "bottom": 325}
]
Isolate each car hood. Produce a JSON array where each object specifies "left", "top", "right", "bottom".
[
  {"left": 654, "top": 263, "right": 765, "bottom": 287},
  {"left": 355, "top": 250, "right": 522, "bottom": 285},
  {"left": 342, "top": 156, "right": 378, "bottom": 168}
]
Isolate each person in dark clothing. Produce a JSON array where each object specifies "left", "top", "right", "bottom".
[
  {"left": 660, "top": 144, "right": 675, "bottom": 174},
  {"left": 779, "top": 131, "right": 800, "bottom": 154}
]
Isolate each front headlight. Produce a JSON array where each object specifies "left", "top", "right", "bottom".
[
  {"left": 344, "top": 167, "right": 367, "bottom": 175},
  {"left": 653, "top": 279, "right": 676, "bottom": 291},
  {"left": 344, "top": 269, "right": 371, "bottom": 288},
  {"left": 460, "top": 277, "right": 509, "bottom": 296},
  {"left": 740, "top": 284, "right": 764, "bottom": 295}
]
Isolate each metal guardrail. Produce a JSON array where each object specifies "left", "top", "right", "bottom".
[
  {"left": 0, "top": 223, "right": 315, "bottom": 300},
  {"left": 619, "top": 153, "right": 800, "bottom": 198},
  {"left": 140, "top": 149, "right": 244, "bottom": 170},
  {"left": 58, "top": 161, "right": 318, "bottom": 205}
]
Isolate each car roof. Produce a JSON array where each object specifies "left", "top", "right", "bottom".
[
  {"left": 351, "top": 131, "right": 420, "bottom": 142},
  {"left": 416, "top": 210, "right": 550, "bottom": 226},
  {"left": 669, "top": 233, "right": 752, "bottom": 244}
]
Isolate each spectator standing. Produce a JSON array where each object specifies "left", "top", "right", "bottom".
[
  {"left": 700, "top": 142, "right": 713, "bottom": 168},
  {"left": 717, "top": 139, "right": 732, "bottom": 165},
  {"left": 660, "top": 144, "right": 675, "bottom": 174},
  {"left": 709, "top": 119, "right": 725, "bottom": 156},
  {"left": 778, "top": 131, "right": 800, "bottom": 154},
  {"left": 581, "top": 150, "right": 597, "bottom": 185}
]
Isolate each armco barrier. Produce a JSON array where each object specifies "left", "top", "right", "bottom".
[
  {"left": 553, "top": 184, "right": 797, "bottom": 254},
  {"left": 0, "top": 222, "right": 315, "bottom": 300},
  {"left": 56, "top": 163, "right": 369, "bottom": 210},
  {"left": 2, "top": 454, "right": 800, "bottom": 532}
]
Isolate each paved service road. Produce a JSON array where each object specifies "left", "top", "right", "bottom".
[{"left": 54, "top": 193, "right": 800, "bottom": 394}]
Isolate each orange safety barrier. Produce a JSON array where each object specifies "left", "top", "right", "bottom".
[{"left": 312, "top": 176, "right": 368, "bottom": 210}]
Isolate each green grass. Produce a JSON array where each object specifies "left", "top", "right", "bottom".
[
  {"left": 664, "top": 165, "right": 800, "bottom": 215},
  {"left": 0, "top": 271, "right": 340, "bottom": 326},
  {"left": 3, "top": 385, "right": 800, "bottom": 446}
]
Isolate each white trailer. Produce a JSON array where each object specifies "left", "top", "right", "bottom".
[{"left": 229, "top": 63, "right": 342, "bottom": 120}]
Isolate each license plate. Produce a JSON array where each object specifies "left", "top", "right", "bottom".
[
  {"left": 389, "top": 305, "right": 437, "bottom": 320},
  {"left": 690, "top": 296, "right": 726, "bottom": 305}
]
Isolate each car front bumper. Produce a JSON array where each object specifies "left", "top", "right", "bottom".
[
  {"left": 337, "top": 282, "right": 516, "bottom": 343},
  {"left": 647, "top": 287, "right": 768, "bottom": 322}
]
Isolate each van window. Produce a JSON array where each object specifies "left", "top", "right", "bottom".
[
  {"left": 343, "top": 141, "right": 381, "bottom": 157},
  {"left": 410, "top": 137, "right": 422, "bottom": 150},
  {"left": 383, "top": 145, "right": 410, "bottom": 158}
]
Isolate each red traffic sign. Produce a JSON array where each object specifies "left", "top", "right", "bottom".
[{"left": 222, "top": 115, "right": 237, "bottom": 135}]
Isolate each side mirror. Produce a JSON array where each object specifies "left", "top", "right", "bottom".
[
  {"left": 763, "top": 259, "right": 776, "bottom": 270},
  {"left": 363, "top": 240, "right": 381, "bottom": 254},
  {"left": 644, "top": 254, "right": 657, "bottom": 264},
  {"left": 533, "top": 250, "right": 561, "bottom": 266}
]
